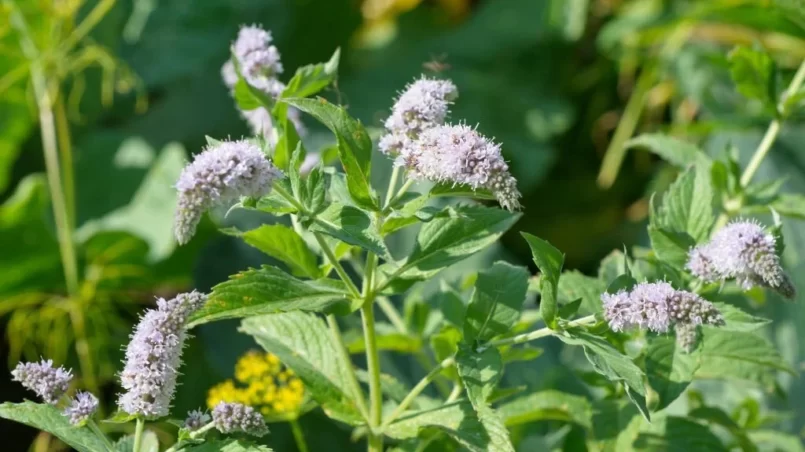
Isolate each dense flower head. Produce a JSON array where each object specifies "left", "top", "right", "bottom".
[
  {"left": 409, "top": 124, "right": 522, "bottom": 211},
  {"left": 602, "top": 281, "right": 724, "bottom": 334},
  {"left": 207, "top": 351, "right": 305, "bottom": 416},
  {"left": 118, "top": 291, "right": 208, "bottom": 418},
  {"left": 174, "top": 140, "right": 283, "bottom": 244},
  {"left": 686, "top": 220, "right": 794, "bottom": 298},
  {"left": 212, "top": 402, "right": 269, "bottom": 437},
  {"left": 379, "top": 76, "right": 458, "bottom": 156},
  {"left": 232, "top": 25, "right": 283, "bottom": 89},
  {"left": 184, "top": 409, "right": 211, "bottom": 431},
  {"left": 63, "top": 391, "right": 98, "bottom": 425},
  {"left": 11, "top": 360, "right": 72, "bottom": 404}
]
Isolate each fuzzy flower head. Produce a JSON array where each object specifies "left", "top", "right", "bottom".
[
  {"left": 184, "top": 409, "right": 211, "bottom": 432},
  {"left": 232, "top": 25, "right": 283, "bottom": 91},
  {"left": 212, "top": 402, "right": 269, "bottom": 437},
  {"left": 674, "top": 324, "right": 700, "bottom": 353},
  {"left": 118, "top": 291, "right": 208, "bottom": 418},
  {"left": 409, "top": 124, "right": 522, "bottom": 211},
  {"left": 63, "top": 391, "right": 98, "bottom": 426},
  {"left": 687, "top": 220, "right": 793, "bottom": 297},
  {"left": 11, "top": 360, "right": 72, "bottom": 404},
  {"left": 379, "top": 76, "right": 458, "bottom": 156},
  {"left": 601, "top": 281, "right": 724, "bottom": 334},
  {"left": 207, "top": 351, "right": 305, "bottom": 416},
  {"left": 174, "top": 140, "right": 283, "bottom": 244}
]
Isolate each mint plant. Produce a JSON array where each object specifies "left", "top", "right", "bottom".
[{"left": 1, "top": 22, "right": 804, "bottom": 452}]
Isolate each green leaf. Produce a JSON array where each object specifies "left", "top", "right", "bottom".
[
  {"left": 769, "top": 193, "right": 805, "bottom": 219},
  {"left": 183, "top": 439, "right": 273, "bottom": 451},
  {"left": 499, "top": 390, "right": 592, "bottom": 429},
  {"left": 713, "top": 302, "right": 770, "bottom": 332},
  {"left": 284, "top": 98, "right": 377, "bottom": 210},
  {"left": 240, "top": 312, "right": 363, "bottom": 425},
  {"left": 463, "top": 261, "right": 529, "bottom": 343},
  {"left": 557, "top": 271, "right": 605, "bottom": 315},
  {"left": 749, "top": 430, "right": 805, "bottom": 452},
  {"left": 310, "top": 203, "right": 389, "bottom": 257},
  {"left": 390, "top": 205, "right": 521, "bottom": 282},
  {"left": 656, "top": 165, "right": 715, "bottom": 243},
  {"left": 114, "top": 431, "right": 159, "bottom": 452},
  {"left": 635, "top": 416, "right": 727, "bottom": 451},
  {"left": 695, "top": 327, "right": 794, "bottom": 385},
  {"left": 239, "top": 224, "right": 321, "bottom": 278},
  {"left": 435, "top": 282, "right": 466, "bottom": 328},
  {"left": 645, "top": 335, "right": 701, "bottom": 412},
  {"left": 0, "top": 402, "right": 106, "bottom": 452},
  {"left": 687, "top": 406, "right": 756, "bottom": 452},
  {"left": 728, "top": 46, "right": 777, "bottom": 111},
  {"left": 188, "top": 266, "right": 350, "bottom": 327},
  {"left": 557, "top": 329, "right": 648, "bottom": 419},
  {"left": 648, "top": 227, "right": 696, "bottom": 268},
  {"left": 280, "top": 48, "right": 341, "bottom": 99},
  {"left": 625, "top": 134, "right": 710, "bottom": 168},
  {"left": 347, "top": 328, "right": 422, "bottom": 354},
  {"left": 454, "top": 346, "right": 515, "bottom": 452},
  {"left": 270, "top": 104, "right": 303, "bottom": 172},
  {"left": 521, "top": 233, "right": 564, "bottom": 329},
  {"left": 233, "top": 79, "right": 267, "bottom": 111},
  {"left": 302, "top": 164, "right": 328, "bottom": 215},
  {"left": 257, "top": 180, "right": 299, "bottom": 216},
  {"left": 429, "top": 183, "right": 496, "bottom": 200}
]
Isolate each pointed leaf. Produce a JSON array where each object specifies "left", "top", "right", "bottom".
[
  {"left": 463, "top": 262, "right": 529, "bottom": 343},
  {"left": 521, "top": 233, "right": 564, "bottom": 329},
  {"left": 645, "top": 335, "right": 700, "bottom": 412},
  {"left": 0, "top": 402, "right": 106, "bottom": 452},
  {"left": 499, "top": 390, "right": 592, "bottom": 429},
  {"left": 310, "top": 202, "right": 389, "bottom": 257},
  {"left": 240, "top": 224, "right": 321, "bottom": 278},
  {"left": 280, "top": 48, "right": 341, "bottom": 99}
]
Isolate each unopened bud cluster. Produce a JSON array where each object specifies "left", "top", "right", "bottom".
[{"left": 212, "top": 402, "right": 269, "bottom": 437}]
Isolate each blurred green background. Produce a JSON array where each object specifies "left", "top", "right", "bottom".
[{"left": 2, "top": 0, "right": 805, "bottom": 450}]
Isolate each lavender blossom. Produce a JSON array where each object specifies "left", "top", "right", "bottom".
[
  {"left": 601, "top": 282, "right": 724, "bottom": 334},
  {"left": 174, "top": 140, "right": 283, "bottom": 244},
  {"left": 212, "top": 402, "right": 269, "bottom": 437},
  {"left": 409, "top": 124, "right": 522, "bottom": 211},
  {"left": 184, "top": 409, "right": 211, "bottom": 431},
  {"left": 63, "top": 391, "right": 98, "bottom": 425},
  {"left": 11, "top": 360, "right": 72, "bottom": 404},
  {"left": 379, "top": 76, "right": 457, "bottom": 156},
  {"left": 687, "top": 220, "right": 794, "bottom": 298},
  {"left": 232, "top": 25, "right": 283, "bottom": 91},
  {"left": 118, "top": 291, "right": 208, "bottom": 418}
]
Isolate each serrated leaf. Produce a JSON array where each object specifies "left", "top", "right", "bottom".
[
  {"left": 239, "top": 224, "right": 321, "bottom": 278},
  {"left": 558, "top": 271, "right": 605, "bottom": 315},
  {"left": 183, "top": 439, "right": 273, "bottom": 451},
  {"left": 303, "top": 164, "right": 328, "bottom": 214},
  {"left": 499, "top": 390, "right": 592, "bottom": 429},
  {"left": 385, "top": 401, "right": 501, "bottom": 452},
  {"left": 310, "top": 203, "right": 389, "bottom": 257},
  {"left": 645, "top": 335, "right": 701, "bottom": 412},
  {"left": 695, "top": 327, "right": 794, "bottom": 385},
  {"left": 728, "top": 46, "right": 777, "bottom": 111},
  {"left": 390, "top": 205, "right": 521, "bottom": 282},
  {"left": 648, "top": 227, "right": 696, "bottom": 268},
  {"left": 558, "top": 329, "right": 648, "bottom": 419},
  {"left": 521, "top": 233, "right": 564, "bottom": 329},
  {"left": 625, "top": 134, "right": 710, "bottom": 168},
  {"left": 188, "top": 266, "right": 350, "bottom": 327},
  {"left": 280, "top": 48, "right": 340, "bottom": 99},
  {"left": 656, "top": 166, "right": 715, "bottom": 243},
  {"left": 114, "top": 431, "right": 159, "bottom": 452},
  {"left": 0, "top": 402, "right": 106, "bottom": 452},
  {"left": 713, "top": 302, "right": 770, "bottom": 332},
  {"left": 284, "top": 98, "right": 377, "bottom": 210},
  {"left": 463, "top": 262, "right": 529, "bottom": 343},
  {"left": 240, "top": 312, "right": 363, "bottom": 424},
  {"left": 454, "top": 346, "right": 515, "bottom": 452}
]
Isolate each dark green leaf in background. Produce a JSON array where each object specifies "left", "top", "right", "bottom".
[{"left": 463, "top": 261, "right": 529, "bottom": 344}]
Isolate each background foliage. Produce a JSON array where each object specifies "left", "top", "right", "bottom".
[{"left": 2, "top": 0, "right": 805, "bottom": 450}]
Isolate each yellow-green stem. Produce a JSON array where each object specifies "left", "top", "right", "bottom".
[
  {"left": 361, "top": 302, "right": 383, "bottom": 452},
  {"left": 290, "top": 419, "right": 310, "bottom": 452},
  {"left": 60, "top": 0, "right": 117, "bottom": 53},
  {"left": 164, "top": 422, "right": 216, "bottom": 452},
  {"left": 87, "top": 420, "right": 115, "bottom": 452},
  {"left": 327, "top": 314, "right": 369, "bottom": 421},
  {"left": 381, "top": 357, "right": 455, "bottom": 429},
  {"left": 133, "top": 418, "right": 144, "bottom": 452},
  {"left": 384, "top": 165, "right": 402, "bottom": 207},
  {"left": 488, "top": 315, "right": 598, "bottom": 347},
  {"left": 313, "top": 232, "right": 361, "bottom": 298},
  {"left": 54, "top": 97, "right": 76, "bottom": 231}
]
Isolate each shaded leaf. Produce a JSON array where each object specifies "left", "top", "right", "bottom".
[
  {"left": 499, "top": 390, "right": 592, "bottom": 429},
  {"left": 463, "top": 261, "right": 529, "bottom": 343},
  {"left": 645, "top": 335, "right": 700, "bottom": 412},
  {"left": 522, "top": 233, "right": 564, "bottom": 329}
]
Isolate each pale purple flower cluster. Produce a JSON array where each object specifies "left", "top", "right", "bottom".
[
  {"left": 686, "top": 220, "right": 794, "bottom": 298},
  {"left": 63, "top": 391, "right": 98, "bottom": 425},
  {"left": 184, "top": 409, "right": 211, "bottom": 431},
  {"left": 174, "top": 140, "right": 283, "bottom": 244},
  {"left": 221, "top": 25, "right": 306, "bottom": 144},
  {"left": 601, "top": 281, "right": 724, "bottom": 334},
  {"left": 379, "top": 77, "right": 457, "bottom": 156},
  {"left": 11, "top": 360, "right": 72, "bottom": 404},
  {"left": 118, "top": 291, "right": 208, "bottom": 418},
  {"left": 411, "top": 124, "right": 522, "bottom": 211},
  {"left": 212, "top": 402, "right": 269, "bottom": 437},
  {"left": 674, "top": 324, "right": 699, "bottom": 353}
]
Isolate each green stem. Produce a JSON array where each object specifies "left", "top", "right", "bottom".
[
  {"left": 361, "top": 302, "right": 383, "bottom": 452},
  {"left": 446, "top": 383, "right": 463, "bottom": 403},
  {"left": 384, "top": 178, "right": 415, "bottom": 211},
  {"left": 54, "top": 97, "right": 75, "bottom": 231},
  {"left": 314, "top": 232, "right": 361, "bottom": 298},
  {"left": 488, "top": 315, "right": 597, "bottom": 347},
  {"left": 87, "top": 420, "right": 115, "bottom": 452},
  {"left": 376, "top": 296, "right": 407, "bottom": 334},
  {"left": 290, "top": 419, "right": 310, "bottom": 452},
  {"left": 164, "top": 422, "right": 216, "bottom": 452},
  {"left": 412, "top": 351, "right": 451, "bottom": 398},
  {"left": 381, "top": 357, "right": 455, "bottom": 429},
  {"left": 327, "top": 314, "right": 369, "bottom": 421},
  {"left": 740, "top": 59, "right": 805, "bottom": 187},
  {"left": 59, "top": 0, "right": 116, "bottom": 52},
  {"left": 383, "top": 165, "right": 402, "bottom": 207},
  {"left": 133, "top": 418, "right": 144, "bottom": 452},
  {"left": 274, "top": 183, "right": 307, "bottom": 213}
]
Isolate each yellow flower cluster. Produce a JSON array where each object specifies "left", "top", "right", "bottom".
[{"left": 207, "top": 351, "right": 305, "bottom": 416}]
